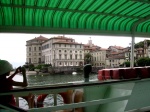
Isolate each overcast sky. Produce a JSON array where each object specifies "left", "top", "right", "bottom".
[{"left": 0, "top": 33, "right": 148, "bottom": 68}]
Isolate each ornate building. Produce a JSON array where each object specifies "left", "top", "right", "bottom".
[
  {"left": 42, "top": 36, "right": 84, "bottom": 67},
  {"left": 26, "top": 35, "right": 48, "bottom": 65},
  {"left": 84, "top": 38, "right": 107, "bottom": 67}
]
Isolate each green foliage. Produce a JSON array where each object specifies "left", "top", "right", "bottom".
[
  {"left": 43, "top": 64, "right": 52, "bottom": 67},
  {"left": 123, "top": 61, "right": 137, "bottom": 67},
  {"left": 137, "top": 57, "right": 150, "bottom": 66},
  {"left": 34, "top": 64, "right": 52, "bottom": 70},
  {"left": 124, "top": 61, "right": 130, "bottom": 67},
  {"left": 134, "top": 41, "right": 144, "bottom": 48},
  {"left": 29, "top": 64, "right": 35, "bottom": 71},
  {"left": 34, "top": 64, "right": 42, "bottom": 69},
  {"left": 84, "top": 53, "right": 92, "bottom": 64},
  {"left": 147, "top": 40, "right": 150, "bottom": 46},
  {"left": 134, "top": 40, "right": 150, "bottom": 48}
]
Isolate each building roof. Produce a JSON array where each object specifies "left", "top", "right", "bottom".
[
  {"left": 27, "top": 35, "right": 48, "bottom": 42},
  {"left": 109, "top": 45, "right": 124, "bottom": 50},
  {"left": 136, "top": 48, "right": 144, "bottom": 50},
  {"left": 53, "top": 41, "right": 82, "bottom": 45},
  {"left": 91, "top": 48, "right": 108, "bottom": 52},
  {"left": 106, "top": 56, "right": 125, "bottom": 59},
  {"left": 50, "top": 36, "right": 74, "bottom": 40}
]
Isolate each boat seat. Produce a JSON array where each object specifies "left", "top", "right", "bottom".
[
  {"left": 98, "top": 67, "right": 139, "bottom": 81},
  {"left": 97, "top": 68, "right": 124, "bottom": 80},
  {"left": 98, "top": 70, "right": 105, "bottom": 80},
  {"left": 122, "top": 68, "right": 137, "bottom": 79},
  {"left": 103, "top": 69, "right": 112, "bottom": 80},
  {"left": 135, "top": 67, "right": 150, "bottom": 79}
]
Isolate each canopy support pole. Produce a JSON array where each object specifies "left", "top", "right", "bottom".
[{"left": 131, "top": 36, "right": 135, "bottom": 68}]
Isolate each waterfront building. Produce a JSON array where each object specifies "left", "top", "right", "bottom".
[
  {"left": 108, "top": 45, "right": 124, "bottom": 53},
  {"left": 136, "top": 48, "right": 144, "bottom": 58},
  {"left": 26, "top": 36, "right": 148, "bottom": 68},
  {"left": 91, "top": 48, "right": 107, "bottom": 67},
  {"left": 84, "top": 37, "right": 94, "bottom": 53},
  {"left": 84, "top": 38, "right": 107, "bottom": 67},
  {"left": 106, "top": 57, "right": 125, "bottom": 68},
  {"left": 42, "top": 36, "right": 84, "bottom": 67},
  {"left": 106, "top": 46, "right": 127, "bottom": 68},
  {"left": 26, "top": 36, "right": 48, "bottom": 65},
  {"left": 148, "top": 46, "right": 150, "bottom": 58}
]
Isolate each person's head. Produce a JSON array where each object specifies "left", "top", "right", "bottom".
[{"left": 0, "top": 60, "right": 13, "bottom": 77}]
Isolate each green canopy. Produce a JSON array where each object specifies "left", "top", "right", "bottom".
[{"left": 0, "top": 0, "right": 150, "bottom": 37}]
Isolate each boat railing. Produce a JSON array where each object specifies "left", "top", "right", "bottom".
[
  {"left": 1, "top": 65, "right": 150, "bottom": 112},
  {"left": 0, "top": 78, "right": 144, "bottom": 112}
]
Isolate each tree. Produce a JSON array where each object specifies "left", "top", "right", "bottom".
[
  {"left": 137, "top": 57, "right": 150, "bottom": 66},
  {"left": 134, "top": 40, "right": 150, "bottom": 48},
  {"left": 134, "top": 41, "right": 144, "bottom": 48},
  {"left": 28, "top": 63, "right": 35, "bottom": 71},
  {"left": 84, "top": 53, "right": 92, "bottom": 64},
  {"left": 124, "top": 61, "right": 130, "bottom": 67},
  {"left": 122, "top": 61, "right": 137, "bottom": 67}
]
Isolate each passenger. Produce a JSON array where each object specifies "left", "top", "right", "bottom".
[
  {"left": 57, "top": 90, "right": 83, "bottom": 112},
  {"left": 73, "top": 90, "right": 83, "bottom": 112},
  {"left": 0, "top": 60, "right": 34, "bottom": 108}
]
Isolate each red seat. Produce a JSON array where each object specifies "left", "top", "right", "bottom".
[
  {"left": 103, "top": 69, "right": 112, "bottom": 79},
  {"left": 118, "top": 68, "right": 126, "bottom": 79},
  {"left": 98, "top": 70, "right": 105, "bottom": 80},
  {"left": 111, "top": 69, "right": 120, "bottom": 79},
  {"left": 98, "top": 67, "right": 140, "bottom": 81},
  {"left": 134, "top": 67, "right": 150, "bottom": 79},
  {"left": 146, "top": 66, "right": 150, "bottom": 78},
  {"left": 123, "top": 68, "right": 137, "bottom": 79},
  {"left": 134, "top": 67, "right": 142, "bottom": 78},
  {"left": 98, "top": 69, "right": 120, "bottom": 80},
  {"left": 140, "top": 67, "right": 149, "bottom": 78}
]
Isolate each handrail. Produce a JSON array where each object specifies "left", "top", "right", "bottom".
[
  {"left": 29, "top": 95, "right": 131, "bottom": 112},
  {"left": 0, "top": 78, "right": 141, "bottom": 96},
  {"left": 0, "top": 103, "right": 27, "bottom": 112}
]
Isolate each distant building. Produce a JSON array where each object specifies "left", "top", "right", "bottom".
[
  {"left": 42, "top": 36, "right": 84, "bottom": 67},
  {"left": 148, "top": 46, "right": 150, "bottom": 58},
  {"left": 84, "top": 38, "right": 107, "bottom": 66},
  {"left": 26, "top": 35, "right": 48, "bottom": 65},
  {"left": 27, "top": 36, "right": 148, "bottom": 68},
  {"left": 91, "top": 48, "right": 107, "bottom": 67},
  {"left": 106, "top": 57, "right": 125, "bottom": 68},
  {"left": 106, "top": 46, "right": 127, "bottom": 68},
  {"left": 108, "top": 45, "right": 124, "bottom": 53},
  {"left": 136, "top": 48, "right": 144, "bottom": 58}
]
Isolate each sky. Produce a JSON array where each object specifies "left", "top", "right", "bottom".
[{"left": 0, "top": 33, "right": 149, "bottom": 68}]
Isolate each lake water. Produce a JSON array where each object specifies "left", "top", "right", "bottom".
[
  {"left": 13, "top": 73, "right": 98, "bottom": 86},
  {"left": 12, "top": 73, "right": 98, "bottom": 109}
]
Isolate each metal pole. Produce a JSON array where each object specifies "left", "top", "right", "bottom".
[
  {"left": 131, "top": 36, "right": 135, "bottom": 68},
  {"left": 54, "top": 93, "right": 57, "bottom": 106}
]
